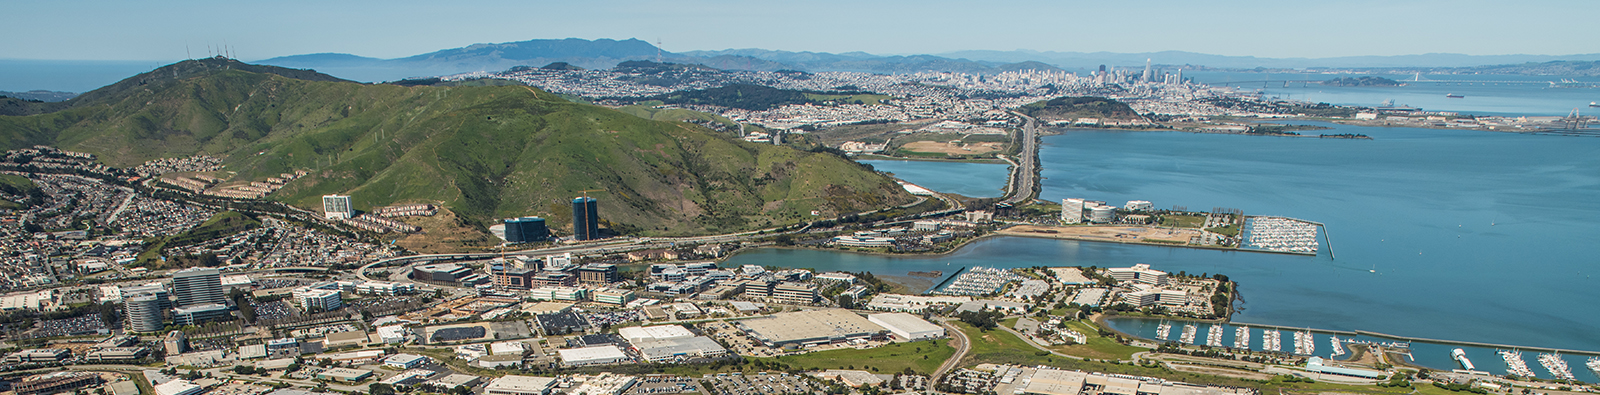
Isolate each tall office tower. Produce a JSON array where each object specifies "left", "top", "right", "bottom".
[
  {"left": 572, "top": 197, "right": 600, "bottom": 241},
  {"left": 322, "top": 194, "right": 354, "bottom": 219},
  {"left": 1176, "top": 68, "right": 1183, "bottom": 84},
  {"left": 1099, "top": 64, "right": 1107, "bottom": 73},
  {"left": 171, "top": 267, "right": 224, "bottom": 307},
  {"left": 123, "top": 292, "right": 165, "bottom": 332},
  {"left": 1142, "top": 59, "right": 1153, "bottom": 82},
  {"left": 503, "top": 217, "right": 550, "bottom": 243},
  {"left": 1061, "top": 198, "right": 1085, "bottom": 224}
]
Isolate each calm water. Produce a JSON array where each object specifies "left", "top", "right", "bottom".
[
  {"left": 862, "top": 159, "right": 1009, "bottom": 197},
  {"left": 1187, "top": 71, "right": 1600, "bottom": 117},
  {"left": 1104, "top": 318, "right": 1600, "bottom": 382},
  {"left": 727, "top": 123, "right": 1600, "bottom": 358}
]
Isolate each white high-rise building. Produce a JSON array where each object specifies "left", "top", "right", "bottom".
[
  {"left": 322, "top": 194, "right": 354, "bottom": 219},
  {"left": 1061, "top": 198, "right": 1085, "bottom": 224},
  {"left": 124, "top": 292, "right": 165, "bottom": 332},
  {"left": 171, "top": 268, "right": 223, "bottom": 308}
]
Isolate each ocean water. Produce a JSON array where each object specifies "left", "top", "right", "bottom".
[
  {"left": 861, "top": 159, "right": 1010, "bottom": 197},
  {"left": 0, "top": 59, "right": 167, "bottom": 93},
  {"left": 1186, "top": 71, "right": 1600, "bottom": 117},
  {"left": 725, "top": 123, "right": 1600, "bottom": 363}
]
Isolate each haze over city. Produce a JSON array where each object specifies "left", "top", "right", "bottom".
[{"left": 4, "top": 0, "right": 1599, "bottom": 61}]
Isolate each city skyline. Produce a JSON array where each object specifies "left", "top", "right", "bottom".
[{"left": 3, "top": 0, "right": 1597, "bottom": 62}]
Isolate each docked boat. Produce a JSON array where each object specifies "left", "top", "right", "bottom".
[
  {"left": 1263, "top": 330, "right": 1281, "bottom": 352},
  {"left": 1538, "top": 353, "right": 1574, "bottom": 380},
  {"left": 1587, "top": 357, "right": 1600, "bottom": 377},
  {"left": 1329, "top": 336, "right": 1345, "bottom": 357},
  {"left": 1453, "top": 348, "right": 1475, "bottom": 371},
  {"left": 1499, "top": 350, "right": 1535, "bottom": 377},
  {"left": 1206, "top": 325, "right": 1224, "bottom": 347},
  {"left": 1234, "top": 326, "right": 1250, "bottom": 349},
  {"left": 1180, "top": 324, "right": 1198, "bottom": 345},
  {"left": 1156, "top": 321, "right": 1172, "bottom": 340}
]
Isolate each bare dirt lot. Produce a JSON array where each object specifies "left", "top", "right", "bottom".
[
  {"left": 900, "top": 140, "right": 1005, "bottom": 156},
  {"left": 999, "top": 224, "right": 1199, "bottom": 244}
]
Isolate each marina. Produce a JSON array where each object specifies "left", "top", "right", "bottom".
[
  {"left": 1234, "top": 326, "right": 1250, "bottom": 349},
  {"left": 1500, "top": 350, "right": 1535, "bottom": 378},
  {"left": 1156, "top": 321, "right": 1172, "bottom": 340},
  {"left": 1240, "top": 216, "right": 1321, "bottom": 255},
  {"left": 1330, "top": 336, "right": 1345, "bottom": 358},
  {"left": 1539, "top": 353, "right": 1575, "bottom": 381},
  {"left": 1207, "top": 324, "right": 1224, "bottom": 347},
  {"left": 1263, "top": 330, "right": 1282, "bottom": 352},
  {"left": 1181, "top": 324, "right": 1198, "bottom": 345},
  {"left": 1588, "top": 357, "right": 1600, "bottom": 377}
]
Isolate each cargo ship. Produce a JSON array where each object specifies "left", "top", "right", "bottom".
[
  {"left": 1446, "top": 93, "right": 1465, "bottom": 98},
  {"left": 1452, "top": 348, "right": 1476, "bottom": 370}
]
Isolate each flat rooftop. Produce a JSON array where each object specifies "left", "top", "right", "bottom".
[{"left": 736, "top": 309, "right": 884, "bottom": 346}]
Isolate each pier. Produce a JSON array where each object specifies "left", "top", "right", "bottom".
[{"left": 1353, "top": 330, "right": 1600, "bottom": 357}]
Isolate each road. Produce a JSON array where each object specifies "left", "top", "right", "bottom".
[
  {"left": 932, "top": 318, "right": 971, "bottom": 382},
  {"left": 1002, "top": 112, "right": 1040, "bottom": 205}
]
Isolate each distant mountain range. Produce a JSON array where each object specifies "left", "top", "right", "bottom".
[{"left": 250, "top": 37, "right": 1600, "bottom": 83}]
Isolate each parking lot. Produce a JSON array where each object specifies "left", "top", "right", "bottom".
[
  {"left": 628, "top": 375, "right": 702, "bottom": 395},
  {"left": 700, "top": 372, "right": 817, "bottom": 395}
]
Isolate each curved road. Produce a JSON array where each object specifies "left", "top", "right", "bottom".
[{"left": 932, "top": 319, "right": 972, "bottom": 382}]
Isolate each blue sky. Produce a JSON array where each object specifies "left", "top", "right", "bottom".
[{"left": 3, "top": 0, "right": 1595, "bottom": 61}]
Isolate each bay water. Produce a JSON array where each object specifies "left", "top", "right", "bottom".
[{"left": 725, "top": 122, "right": 1600, "bottom": 375}]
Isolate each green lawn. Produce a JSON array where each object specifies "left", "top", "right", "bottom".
[
  {"left": 761, "top": 338, "right": 954, "bottom": 375},
  {"left": 956, "top": 322, "right": 1056, "bottom": 367},
  {"left": 1052, "top": 321, "right": 1147, "bottom": 360},
  {"left": 1205, "top": 225, "right": 1240, "bottom": 237},
  {"left": 1161, "top": 215, "right": 1205, "bottom": 228}
]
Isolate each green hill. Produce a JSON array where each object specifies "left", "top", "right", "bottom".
[
  {"left": 0, "top": 57, "right": 915, "bottom": 238},
  {"left": 1020, "top": 96, "right": 1138, "bottom": 121}
]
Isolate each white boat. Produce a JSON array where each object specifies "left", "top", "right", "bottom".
[
  {"left": 1180, "top": 324, "right": 1198, "bottom": 345},
  {"left": 1586, "top": 357, "right": 1600, "bottom": 377},
  {"left": 1234, "top": 326, "right": 1250, "bottom": 349},
  {"left": 1499, "top": 350, "right": 1534, "bottom": 377},
  {"left": 1292, "top": 331, "right": 1308, "bottom": 355},
  {"left": 1206, "top": 325, "right": 1224, "bottom": 347},
  {"left": 1263, "top": 330, "right": 1281, "bottom": 352},
  {"left": 1329, "top": 336, "right": 1345, "bottom": 357},
  {"left": 1538, "top": 353, "right": 1574, "bottom": 380},
  {"left": 1156, "top": 321, "right": 1172, "bottom": 340},
  {"left": 1452, "top": 348, "right": 1475, "bottom": 371}
]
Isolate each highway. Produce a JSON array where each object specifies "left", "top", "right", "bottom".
[{"left": 1002, "top": 112, "right": 1041, "bottom": 205}]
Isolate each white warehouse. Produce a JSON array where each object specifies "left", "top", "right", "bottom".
[{"left": 867, "top": 313, "right": 945, "bottom": 341}]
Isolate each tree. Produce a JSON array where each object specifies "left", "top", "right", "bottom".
[
  {"left": 370, "top": 383, "right": 396, "bottom": 395},
  {"left": 837, "top": 294, "right": 855, "bottom": 309}
]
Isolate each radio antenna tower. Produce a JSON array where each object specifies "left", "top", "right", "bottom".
[{"left": 656, "top": 37, "right": 663, "bottom": 63}]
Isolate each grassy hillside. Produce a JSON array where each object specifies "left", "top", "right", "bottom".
[
  {"left": 0, "top": 58, "right": 914, "bottom": 237},
  {"left": 1020, "top": 96, "right": 1138, "bottom": 121}
]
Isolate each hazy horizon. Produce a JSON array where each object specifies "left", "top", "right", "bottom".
[{"left": 3, "top": 0, "right": 1596, "bottom": 62}]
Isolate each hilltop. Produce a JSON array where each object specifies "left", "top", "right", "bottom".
[
  {"left": 0, "top": 58, "right": 916, "bottom": 238},
  {"left": 1019, "top": 96, "right": 1139, "bottom": 122}
]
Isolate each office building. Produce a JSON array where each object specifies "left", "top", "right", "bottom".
[
  {"left": 317, "top": 368, "right": 374, "bottom": 382},
  {"left": 413, "top": 264, "right": 474, "bottom": 283},
  {"left": 172, "top": 303, "right": 229, "bottom": 326},
  {"left": 384, "top": 354, "right": 429, "bottom": 369},
  {"left": 770, "top": 282, "right": 818, "bottom": 304},
  {"left": 1088, "top": 206, "right": 1116, "bottom": 223},
  {"left": 572, "top": 197, "right": 599, "bottom": 241},
  {"left": 171, "top": 268, "right": 224, "bottom": 307},
  {"left": 1107, "top": 264, "right": 1169, "bottom": 286},
  {"left": 503, "top": 217, "right": 549, "bottom": 243},
  {"left": 631, "top": 336, "right": 729, "bottom": 363},
  {"left": 590, "top": 288, "right": 635, "bottom": 305},
  {"left": 322, "top": 194, "right": 354, "bottom": 219},
  {"left": 577, "top": 264, "right": 619, "bottom": 284},
  {"left": 124, "top": 292, "right": 166, "bottom": 332},
  {"left": 494, "top": 267, "right": 539, "bottom": 289},
  {"left": 294, "top": 288, "right": 343, "bottom": 312},
  {"left": 1124, "top": 200, "right": 1154, "bottom": 211},
  {"left": 164, "top": 331, "right": 188, "bottom": 355},
  {"left": 16, "top": 372, "right": 103, "bottom": 395},
  {"left": 1061, "top": 198, "right": 1084, "bottom": 224}
]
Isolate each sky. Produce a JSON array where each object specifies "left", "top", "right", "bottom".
[{"left": 3, "top": 0, "right": 1597, "bottom": 61}]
